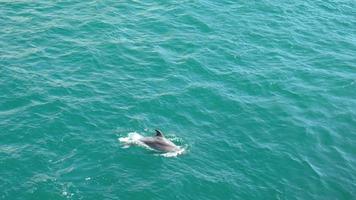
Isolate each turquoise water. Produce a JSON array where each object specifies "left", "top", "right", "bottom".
[{"left": 1, "top": 0, "right": 355, "bottom": 199}]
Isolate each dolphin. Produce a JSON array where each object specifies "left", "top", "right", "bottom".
[{"left": 139, "top": 130, "right": 180, "bottom": 152}]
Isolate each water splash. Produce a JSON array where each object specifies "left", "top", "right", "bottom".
[{"left": 158, "top": 147, "right": 186, "bottom": 157}]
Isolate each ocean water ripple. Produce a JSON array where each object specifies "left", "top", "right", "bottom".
[{"left": 1, "top": 0, "right": 356, "bottom": 199}]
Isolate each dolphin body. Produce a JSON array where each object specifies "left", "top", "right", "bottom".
[{"left": 139, "top": 130, "right": 180, "bottom": 152}]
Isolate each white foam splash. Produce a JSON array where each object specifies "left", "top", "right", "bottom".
[
  {"left": 118, "top": 132, "right": 154, "bottom": 151},
  {"left": 118, "top": 132, "right": 143, "bottom": 144},
  {"left": 159, "top": 147, "right": 186, "bottom": 157},
  {"left": 118, "top": 132, "right": 186, "bottom": 157}
]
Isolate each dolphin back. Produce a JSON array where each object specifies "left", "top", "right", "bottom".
[{"left": 139, "top": 137, "right": 179, "bottom": 152}]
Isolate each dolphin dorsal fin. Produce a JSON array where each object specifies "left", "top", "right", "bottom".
[{"left": 155, "top": 130, "right": 164, "bottom": 137}]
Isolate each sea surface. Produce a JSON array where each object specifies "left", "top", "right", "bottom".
[{"left": 1, "top": 0, "right": 355, "bottom": 199}]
